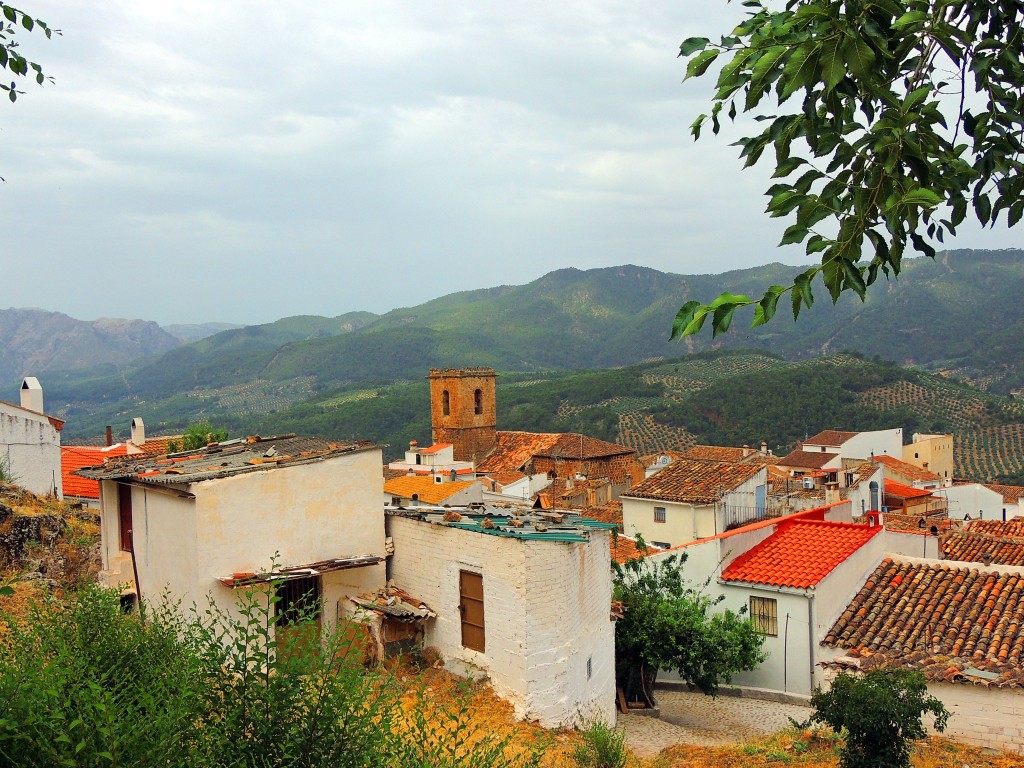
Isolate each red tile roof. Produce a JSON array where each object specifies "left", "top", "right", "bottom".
[
  {"left": 579, "top": 501, "right": 623, "bottom": 529},
  {"left": 639, "top": 449, "right": 688, "bottom": 466},
  {"left": 611, "top": 534, "right": 648, "bottom": 564},
  {"left": 776, "top": 449, "right": 839, "bottom": 470},
  {"left": 535, "top": 433, "right": 634, "bottom": 460},
  {"left": 873, "top": 454, "right": 941, "bottom": 483},
  {"left": 804, "top": 430, "right": 858, "bottom": 447},
  {"left": 986, "top": 484, "right": 1024, "bottom": 504},
  {"left": 941, "top": 530, "right": 1024, "bottom": 566},
  {"left": 131, "top": 436, "right": 178, "bottom": 456},
  {"left": 622, "top": 458, "right": 764, "bottom": 504},
  {"left": 884, "top": 480, "right": 932, "bottom": 500},
  {"left": 964, "top": 518, "right": 1024, "bottom": 538},
  {"left": 384, "top": 476, "right": 477, "bottom": 505},
  {"left": 476, "top": 432, "right": 561, "bottom": 474},
  {"left": 824, "top": 558, "right": 1024, "bottom": 687},
  {"left": 721, "top": 520, "right": 880, "bottom": 588},
  {"left": 417, "top": 443, "right": 452, "bottom": 455},
  {"left": 61, "top": 444, "right": 128, "bottom": 499},
  {"left": 682, "top": 445, "right": 750, "bottom": 462}
]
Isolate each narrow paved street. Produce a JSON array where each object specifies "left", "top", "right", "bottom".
[{"left": 621, "top": 690, "right": 813, "bottom": 758}]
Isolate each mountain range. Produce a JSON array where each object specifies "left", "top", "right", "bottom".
[{"left": 3, "top": 247, "right": 1023, "bottom": 441}]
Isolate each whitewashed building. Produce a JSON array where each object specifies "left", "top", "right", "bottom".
[
  {"left": 0, "top": 377, "right": 63, "bottom": 497},
  {"left": 79, "top": 435, "right": 387, "bottom": 631},
  {"left": 386, "top": 506, "right": 617, "bottom": 727}
]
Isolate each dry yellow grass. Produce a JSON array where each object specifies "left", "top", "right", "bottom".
[{"left": 393, "top": 662, "right": 1022, "bottom": 768}]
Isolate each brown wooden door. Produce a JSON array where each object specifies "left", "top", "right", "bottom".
[
  {"left": 117, "top": 483, "right": 133, "bottom": 552},
  {"left": 459, "top": 570, "right": 485, "bottom": 652}
]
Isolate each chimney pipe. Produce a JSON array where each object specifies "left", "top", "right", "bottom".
[
  {"left": 20, "top": 377, "right": 43, "bottom": 414},
  {"left": 982, "top": 552, "right": 994, "bottom": 567},
  {"left": 131, "top": 417, "right": 146, "bottom": 446},
  {"left": 105, "top": 426, "right": 113, "bottom": 447},
  {"left": 760, "top": 440, "right": 768, "bottom": 455}
]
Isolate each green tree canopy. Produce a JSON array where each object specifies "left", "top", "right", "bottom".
[
  {"left": 674, "top": 0, "right": 1024, "bottom": 339},
  {"left": 612, "top": 540, "right": 765, "bottom": 705},
  {"left": 811, "top": 669, "right": 950, "bottom": 768},
  {"left": 167, "top": 421, "right": 229, "bottom": 453}
]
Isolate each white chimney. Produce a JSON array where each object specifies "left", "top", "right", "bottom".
[
  {"left": 131, "top": 417, "right": 146, "bottom": 446},
  {"left": 20, "top": 377, "right": 43, "bottom": 413}
]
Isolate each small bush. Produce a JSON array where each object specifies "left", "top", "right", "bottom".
[{"left": 571, "top": 718, "right": 626, "bottom": 768}]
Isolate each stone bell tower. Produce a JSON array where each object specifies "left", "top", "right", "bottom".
[{"left": 428, "top": 368, "right": 497, "bottom": 463}]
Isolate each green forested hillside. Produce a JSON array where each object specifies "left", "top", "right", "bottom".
[
  {"left": 191, "top": 352, "right": 1024, "bottom": 484},
  {"left": 38, "top": 248, "right": 1024, "bottom": 447}
]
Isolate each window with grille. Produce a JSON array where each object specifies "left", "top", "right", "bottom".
[
  {"left": 750, "top": 596, "right": 778, "bottom": 636},
  {"left": 275, "top": 576, "right": 322, "bottom": 627},
  {"left": 654, "top": 506, "right": 666, "bottom": 523}
]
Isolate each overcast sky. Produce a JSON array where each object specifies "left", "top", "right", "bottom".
[{"left": 0, "top": 1, "right": 1017, "bottom": 326}]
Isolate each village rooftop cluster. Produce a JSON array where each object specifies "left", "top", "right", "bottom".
[{"left": 4, "top": 368, "right": 1024, "bottom": 749}]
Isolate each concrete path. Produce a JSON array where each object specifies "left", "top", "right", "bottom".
[{"left": 621, "top": 689, "right": 813, "bottom": 758}]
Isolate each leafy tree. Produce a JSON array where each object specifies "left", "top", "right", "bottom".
[
  {"left": 612, "top": 539, "right": 765, "bottom": 705},
  {"left": 167, "top": 420, "right": 229, "bottom": 453},
  {"left": 1, "top": 3, "right": 56, "bottom": 104},
  {"left": 811, "top": 669, "right": 950, "bottom": 768},
  {"left": 673, "top": 0, "right": 1024, "bottom": 339}
]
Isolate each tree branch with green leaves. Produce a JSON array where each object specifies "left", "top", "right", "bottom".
[
  {"left": 0, "top": 3, "right": 57, "bottom": 104},
  {"left": 672, "top": 0, "right": 1024, "bottom": 339}
]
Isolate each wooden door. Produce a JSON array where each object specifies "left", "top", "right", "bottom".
[
  {"left": 117, "top": 483, "right": 133, "bottom": 552},
  {"left": 459, "top": 570, "right": 485, "bottom": 652}
]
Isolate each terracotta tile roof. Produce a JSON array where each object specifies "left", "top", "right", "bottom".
[
  {"left": 823, "top": 558, "right": 1024, "bottom": 687},
  {"left": 874, "top": 454, "right": 941, "bottom": 483},
  {"left": 884, "top": 480, "right": 932, "bottom": 500},
  {"left": 964, "top": 519, "right": 1024, "bottom": 537},
  {"left": 639, "top": 449, "right": 688, "bottom": 466},
  {"left": 476, "top": 432, "right": 560, "bottom": 474},
  {"left": 578, "top": 501, "right": 623, "bottom": 529},
  {"left": 417, "top": 443, "right": 452, "bottom": 455},
  {"left": 941, "top": 530, "right": 1024, "bottom": 566},
  {"left": 611, "top": 534, "right": 649, "bottom": 564},
  {"left": 61, "top": 444, "right": 128, "bottom": 499},
  {"left": 477, "top": 431, "right": 635, "bottom": 475},
  {"left": 482, "top": 471, "right": 528, "bottom": 487},
  {"left": 132, "top": 436, "right": 178, "bottom": 456},
  {"left": 804, "top": 430, "right": 858, "bottom": 447},
  {"left": 776, "top": 449, "right": 839, "bottom": 470},
  {"left": 383, "top": 476, "right": 478, "bottom": 505},
  {"left": 682, "top": 445, "right": 750, "bottom": 462},
  {"left": 883, "top": 512, "right": 958, "bottom": 534},
  {"left": 721, "top": 520, "right": 880, "bottom": 588},
  {"left": 986, "top": 484, "right": 1024, "bottom": 504},
  {"left": 622, "top": 458, "right": 764, "bottom": 504},
  {"left": 536, "top": 433, "right": 634, "bottom": 460},
  {"left": 383, "top": 467, "right": 407, "bottom": 481}
]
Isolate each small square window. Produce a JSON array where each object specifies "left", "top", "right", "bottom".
[
  {"left": 654, "top": 506, "right": 666, "bottom": 523},
  {"left": 750, "top": 596, "right": 778, "bottom": 636}
]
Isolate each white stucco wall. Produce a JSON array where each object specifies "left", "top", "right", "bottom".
[
  {"left": 100, "top": 447, "right": 387, "bottom": 635},
  {"left": 622, "top": 496, "right": 714, "bottom": 548},
  {"left": 828, "top": 428, "right": 903, "bottom": 461},
  {"left": 940, "top": 483, "right": 1005, "bottom": 522},
  {"left": 925, "top": 682, "right": 1024, "bottom": 752},
  {"left": 0, "top": 401, "right": 61, "bottom": 497},
  {"left": 386, "top": 514, "right": 616, "bottom": 727}
]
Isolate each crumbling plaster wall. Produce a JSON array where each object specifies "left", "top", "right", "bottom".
[{"left": 386, "top": 515, "right": 616, "bottom": 727}]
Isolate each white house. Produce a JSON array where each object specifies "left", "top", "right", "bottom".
[
  {"left": 78, "top": 435, "right": 387, "bottom": 633},
  {"left": 939, "top": 482, "right": 1005, "bottom": 522},
  {"left": 621, "top": 458, "right": 767, "bottom": 548},
  {"left": 386, "top": 505, "right": 617, "bottom": 727},
  {"left": 383, "top": 474, "right": 483, "bottom": 507},
  {"left": 387, "top": 441, "right": 476, "bottom": 478},
  {"left": 0, "top": 377, "right": 63, "bottom": 498},
  {"left": 801, "top": 428, "right": 903, "bottom": 461}
]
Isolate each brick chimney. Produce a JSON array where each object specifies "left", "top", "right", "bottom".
[
  {"left": 20, "top": 376, "right": 43, "bottom": 413},
  {"left": 131, "top": 417, "right": 146, "bottom": 446}
]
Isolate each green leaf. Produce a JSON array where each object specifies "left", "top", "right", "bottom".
[
  {"left": 709, "top": 292, "right": 751, "bottom": 308},
  {"left": 975, "top": 193, "right": 992, "bottom": 225},
  {"left": 898, "top": 189, "right": 942, "bottom": 207},
  {"left": 685, "top": 49, "right": 720, "bottom": 81},
  {"left": 840, "top": 259, "right": 867, "bottom": 299},
  {"left": 680, "top": 37, "right": 710, "bottom": 56},
  {"left": 779, "top": 224, "right": 808, "bottom": 246},
  {"left": 893, "top": 10, "right": 929, "bottom": 28},
  {"left": 3, "top": 6, "right": 16, "bottom": 23},
  {"left": 670, "top": 301, "right": 702, "bottom": 341},
  {"left": 819, "top": 37, "right": 845, "bottom": 91},
  {"left": 752, "top": 286, "right": 786, "bottom": 327},
  {"left": 712, "top": 303, "right": 738, "bottom": 337}
]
